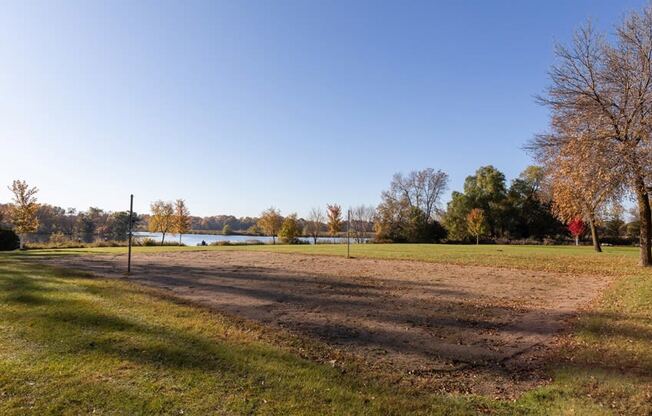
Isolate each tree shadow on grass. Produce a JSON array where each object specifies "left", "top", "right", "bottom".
[{"left": 12, "top": 256, "right": 652, "bottom": 401}]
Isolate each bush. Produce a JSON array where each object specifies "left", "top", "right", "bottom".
[
  {"left": 209, "top": 239, "right": 265, "bottom": 246},
  {"left": 138, "top": 238, "right": 159, "bottom": 247},
  {"left": 135, "top": 238, "right": 183, "bottom": 247},
  {"left": 49, "top": 231, "right": 69, "bottom": 244},
  {"left": 0, "top": 229, "right": 20, "bottom": 251},
  {"left": 24, "top": 240, "right": 128, "bottom": 249}
]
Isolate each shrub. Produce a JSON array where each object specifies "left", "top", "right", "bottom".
[
  {"left": 135, "top": 238, "right": 183, "bottom": 247},
  {"left": 0, "top": 229, "right": 20, "bottom": 251},
  {"left": 138, "top": 238, "right": 159, "bottom": 246},
  {"left": 24, "top": 240, "right": 128, "bottom": 249},
  {"left": 49, "top": 231, "right": 69, "bottom": 244}
]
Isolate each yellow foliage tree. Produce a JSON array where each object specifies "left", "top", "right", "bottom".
[
  {"left": 257, "top": 207, "right": 282, "bottom": 244},
  {"left": 547, "top": 133, "right": 621, "bottom": 252},
  {"left": 326, "top": 204, "right": 342, "bottom": 240},
  {"left": 173, "top": 199, "right": 191, "bottom": 244},
  {"left": 8, "top": 180, "right": 39, "bottom": 249},
  {"left": 148, "top": 200, "right": 175, "bottom": 245},
  {"left": 466, "top": 208, "right": 487, "bottom": 245}
]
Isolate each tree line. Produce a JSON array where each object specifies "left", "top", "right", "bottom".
[
  {"left": 0, "top": 180, "right": 140, "bottom": 248},
  {"left": 1, "top": 167, "right": 641, "bottom": 250}
]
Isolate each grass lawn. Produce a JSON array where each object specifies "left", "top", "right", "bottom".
[{"left": 1, "top": 244, "right": 652, "bottom": 414}]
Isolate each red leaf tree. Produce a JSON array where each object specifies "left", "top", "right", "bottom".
[{"left": 568, "top": 217, "right": 585, "bottom": 246}]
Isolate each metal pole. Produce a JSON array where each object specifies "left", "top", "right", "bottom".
[
  {"left": 347, "top": 208, "right": 351, "bottom": 259},
  {"left": 127, "top": 194, "right": 133, "bottom": 274}
]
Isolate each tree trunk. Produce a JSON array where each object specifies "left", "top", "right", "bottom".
[
  {"left": 313, "top": 235, "right": 317, "bottom": 244},
  {"left": 179, "top": 233, "right": 182, "bottom": 245},
  {"left": 635, "top": 183, "right": 652, "bottom": 266},
  {"left": 272, "top": 235, "right": 276, "bottom": 245},
  {"left": 588, "top": 216, "right": 602, "bottom": 253},
  {"left": 575, "top": 235, "right": 579, "bottom": 246},
  {"left": 476, "top": 235, "right": 479, "bottom": 245},
  {"left": 161, "top": 232, "right": 166, "bottom": 246},
  {"left": 19, "top": 233, "right": 25, "bottom": 250}
]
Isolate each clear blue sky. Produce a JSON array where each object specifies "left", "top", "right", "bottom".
[{"left": 0, "top": 0, "right": 646, "bottom": 217}]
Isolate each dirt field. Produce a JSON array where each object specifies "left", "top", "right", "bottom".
[{"left": 41, "top": 250, "right": 613, "bottom": 396}]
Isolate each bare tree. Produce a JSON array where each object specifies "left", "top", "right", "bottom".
[
  {"left": 305, "top": 207, "right": 324, "bottom": 244},
  {"left": 386, "top": 168, "right": 448, "bottom": 222},
  {"left": 351, "top": 205, "right": 376, "bottom": 243},
  {"left": 533, "top": 8, "right": 652, "bottom": 265}
]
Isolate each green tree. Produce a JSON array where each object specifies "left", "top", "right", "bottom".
[
  {"left": 504, "top": 166, "right": 563, "bottom": 240},
  {"left": 463, "top": 166, "right": 507, "bottom": 237},
  {"left": 404, "top": 207, "right": 446, "bottom": 243},
  {"left": 603, "top": 205, "right": 625, "bottom": 239},
  {"left": 443, "top": 191, "right": 472, "bottom": 240},
  {"left": 106, "top": 211, "right": 135, "bottom": 241},
  {"left": 279, "top": 213, "right": 301, "bottom": 244},
  {"left": 74, "top": 213, "right": 96, "bottom": 243},
  {"left": 222, "top": 224, "right": 233, "bottom": 235}
]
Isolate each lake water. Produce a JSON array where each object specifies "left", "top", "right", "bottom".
[{"left": 134, "top": 231, "right": 366, "bottom": 245}]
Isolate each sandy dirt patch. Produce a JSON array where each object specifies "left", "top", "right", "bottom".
[{"left": 40, "top": 250, "right": 613, "bottom": 396}]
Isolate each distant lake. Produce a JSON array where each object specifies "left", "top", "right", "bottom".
[{"left": 134, "top": 232, "right": 367, "bottom": 245}]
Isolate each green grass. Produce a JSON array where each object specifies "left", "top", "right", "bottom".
[{"left": 2, "top": 244, "right": 652, "bottom": 414}]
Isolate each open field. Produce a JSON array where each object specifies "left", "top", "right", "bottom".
[
  {"left": 2, "top": 244, "right": 652, "bottom": 414},
  {"left": 39, "top": 250, "right": 613, "bottom": 397}
]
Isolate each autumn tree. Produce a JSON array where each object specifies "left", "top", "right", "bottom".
[
  {"left": 326, "top": 204, "right": 342, "bottom": 241},
  {"left": 149, "top": 200, "right": 175, "bottom": 245},
  {"left": 8, "top": 180, "right": 40, "bottom": 249},
  {"left": 568, "top": 218, "right": 586, "bottom": 246},
  {"left": 466, "top": 208, "right": 487, "bottom": 245},
  {"left": 305, "top": 207, "right": 324, "bottom": 244},
  {"left": 279, "top": 213, "right": 301, "bottom": 244},
  {"left": 351, "top": 204, "right": 375, "bottom": 243},
  {"left": 257, "top": 207, "right": 282, "bottom": 244},
  {"left": 541, "top": 133, "right": 621, "bottom": 252},
  {"left": 173, "top": 199, "right": 191, "bottom": 244},
  {"left": 534, "top": 7, "right": 652, "bottom": 265}
]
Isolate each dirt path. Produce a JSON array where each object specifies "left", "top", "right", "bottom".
[{"left": 41, "top": 250, "right": 613, "bottom": 396}]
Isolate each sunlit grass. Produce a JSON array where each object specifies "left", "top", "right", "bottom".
[
  {"left": 1, "top": 244, "right": 652, "bottom": 414},
  {"left": 0, "top": 259, "right": 480, "bottom": 415}
]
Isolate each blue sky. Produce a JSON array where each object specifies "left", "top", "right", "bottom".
[{"left": 0, "top": 0, "right": 646, "bottom": 217}]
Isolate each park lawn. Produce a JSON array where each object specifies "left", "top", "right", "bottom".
[
  {"left": 1, "top": 244, "right": 651, "bottom": 414},
  {"left": 0, "top": 257, "right": 484, "bottom": 415}
]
